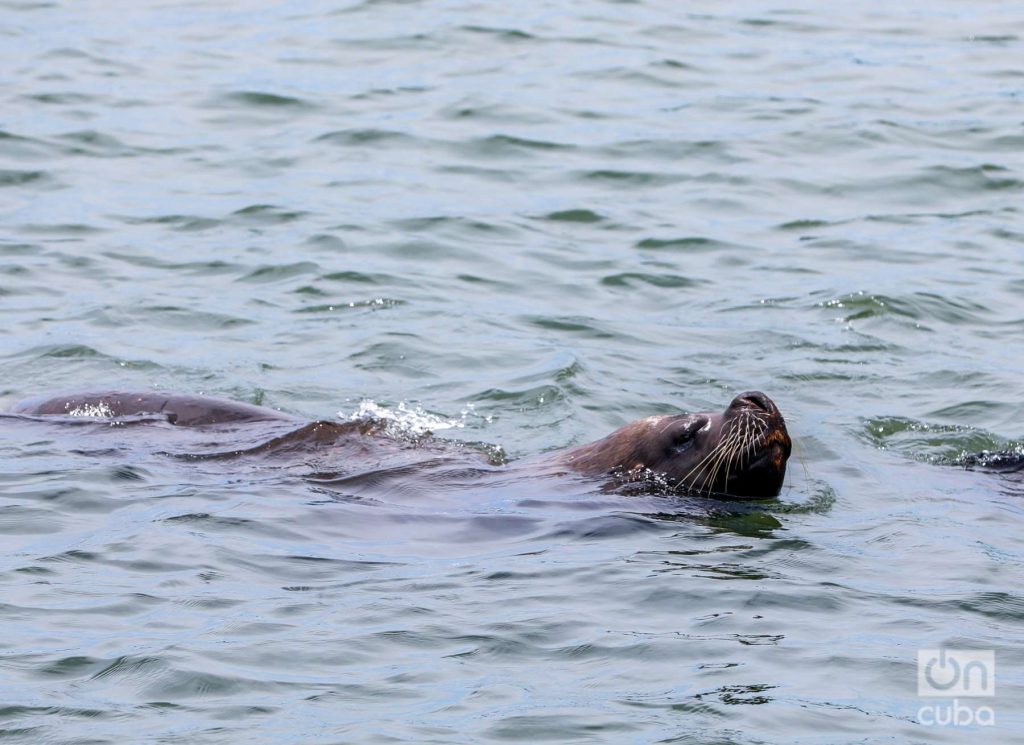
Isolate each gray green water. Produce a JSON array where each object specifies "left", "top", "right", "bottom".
[{"left": 2, "top": 1, "right": 1023, "bottom": 743}]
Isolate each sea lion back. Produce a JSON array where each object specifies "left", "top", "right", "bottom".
[{"left": 9, "top": 391, "right": 296, "bottom": 426}]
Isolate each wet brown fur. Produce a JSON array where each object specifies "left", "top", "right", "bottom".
[{"left": 560, "top": 391, "right": 792, "bottom": 498}]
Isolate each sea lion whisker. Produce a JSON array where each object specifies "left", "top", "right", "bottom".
[
  {"left": 722, "top": 442, "right": 735, "bottom": 492},
  {"left": 723, "top": 423, "right": 751, "bottom": 490},
  {"left": 687, "top": 426, "right": 744, "bottom": 485},
  {"left": 717, "top": 438, "right": 746, "bottom": 495},
  {"left": 695, "top": 445, "right": 728, "bottom": 495},
  {"left": 675, "top": 426, "right": 738, "bottom": 488},
  {"left": 740, "top": 416, "right": 752, "bottom": 468},
  {"left": 704, "top": 413, "right": 767, "bottom": 496},
  {"left": 677, "top": 445, "right": 722, "bottom": 493},
  {"left": 676, "top": 428, "right": 736, "bottom": 493},
  {"left": 693, "top": 428, "right": 745, "bottom": 495}
]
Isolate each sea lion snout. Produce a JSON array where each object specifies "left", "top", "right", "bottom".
[{"left": 730, "top": 390, "right": 777, "bottom": 415}]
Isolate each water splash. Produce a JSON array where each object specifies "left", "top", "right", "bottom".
[
  {"left": 66, "top": 402, "right": 114, "bottom": 418},
  {"left": 959, "top": 444, "right": 1024, "bottom": 472},
  {"left": 342, "top": 400, "right": 490, "bottom": 437}
]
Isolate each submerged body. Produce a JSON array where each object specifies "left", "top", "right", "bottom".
[
  {"left": 8, "top": 389, "right": 793, "bottom": 498},
  {"left": 9, "top": 391, "right": 298, "bottom": 426}
]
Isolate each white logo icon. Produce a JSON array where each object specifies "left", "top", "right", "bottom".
[{"left": 918, "top": 649, "right": 995, "bottom": 697}]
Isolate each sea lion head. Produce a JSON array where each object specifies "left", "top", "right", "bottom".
[{"left": 563, "top": 391, "right": 792, "bottom": 498}]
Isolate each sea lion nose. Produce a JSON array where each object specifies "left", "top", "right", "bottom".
[{"left": 733, "top": 391, "right": 775, "bottom": 414}]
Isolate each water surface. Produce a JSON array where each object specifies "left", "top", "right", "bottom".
[{"left": 1, "top": 1, "right": 1023, "bottom": 742}]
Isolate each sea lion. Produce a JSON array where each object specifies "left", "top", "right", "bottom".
[
  {"left": 7, "top": 389, "right": 792, "bottom": 498},
  {"left": 557, "top": 390, "right": 791, "bottom": 497},
  {"left": 8, "top": 391, "right": 298, "bottom": 426}
]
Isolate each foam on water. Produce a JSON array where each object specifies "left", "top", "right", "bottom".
[
  {"left": 344, "top": 400, "right": 491, "bottom": 436},
  {"left": 65, "top": 402, "right": 114, "bottom": 418}
]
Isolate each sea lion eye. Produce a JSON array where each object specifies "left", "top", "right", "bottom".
[{"left": 669, "top": 418, "right": 705, "bottom": 452}]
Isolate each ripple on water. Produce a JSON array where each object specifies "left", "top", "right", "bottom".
[
  {"left": 580, "top": 169, "right": 687, "bottom": 187},
  {"left": 819, "top": 291, "right": 994, "bottom": 327},
  {"left": 218, "top": 91, "right": 317, "bottom": 110},
  {"left": 861, "top": 415, "right": 1011, "bottom": 462},
  {"left": 313, "top": 128, "right": 420, "bottom": 147},
  {"left": 541, "top": 208, "right": 606, "bottom": 224},
  {"left": 6, "top": 344, "right": 108, "bottom": 363},
  {"left": 0, "top": 169, "right": 54, "bottom": 188},
  {"left": 102, "top": 250, "right": 241, "bottom": 274},
  {"left": 127, "top": 306, "right": 256, "bottom": 330},
  {"left": 107, "top": 215, "right": 227, "bottom": 233},
  {"left": 54, "top": 130, "right": 134, "bottom": 157},
  {"left": 0, "top": 504, "right": 65, "bottom": 534},
  {"left": 634, "top": 236, "right": 749, "bottom": 252},
  {"left": 238, "top": 262, "right": 321, "bottom": 284},
  {"left": 294, "top": 298, "right": 404, "bottom": 315},
  {"left": 600, "top": 272, "right": 703, "bottom": 289},
  {"left": 228, "top": 204, "right": 310, "bottom": 226},
  {"left": 469, "top": 134, "right": 576, "bottom": 158}
]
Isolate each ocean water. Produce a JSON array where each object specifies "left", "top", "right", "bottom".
[{"left": 1, "top": 1, "right": 1023, "bottom": 742}]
